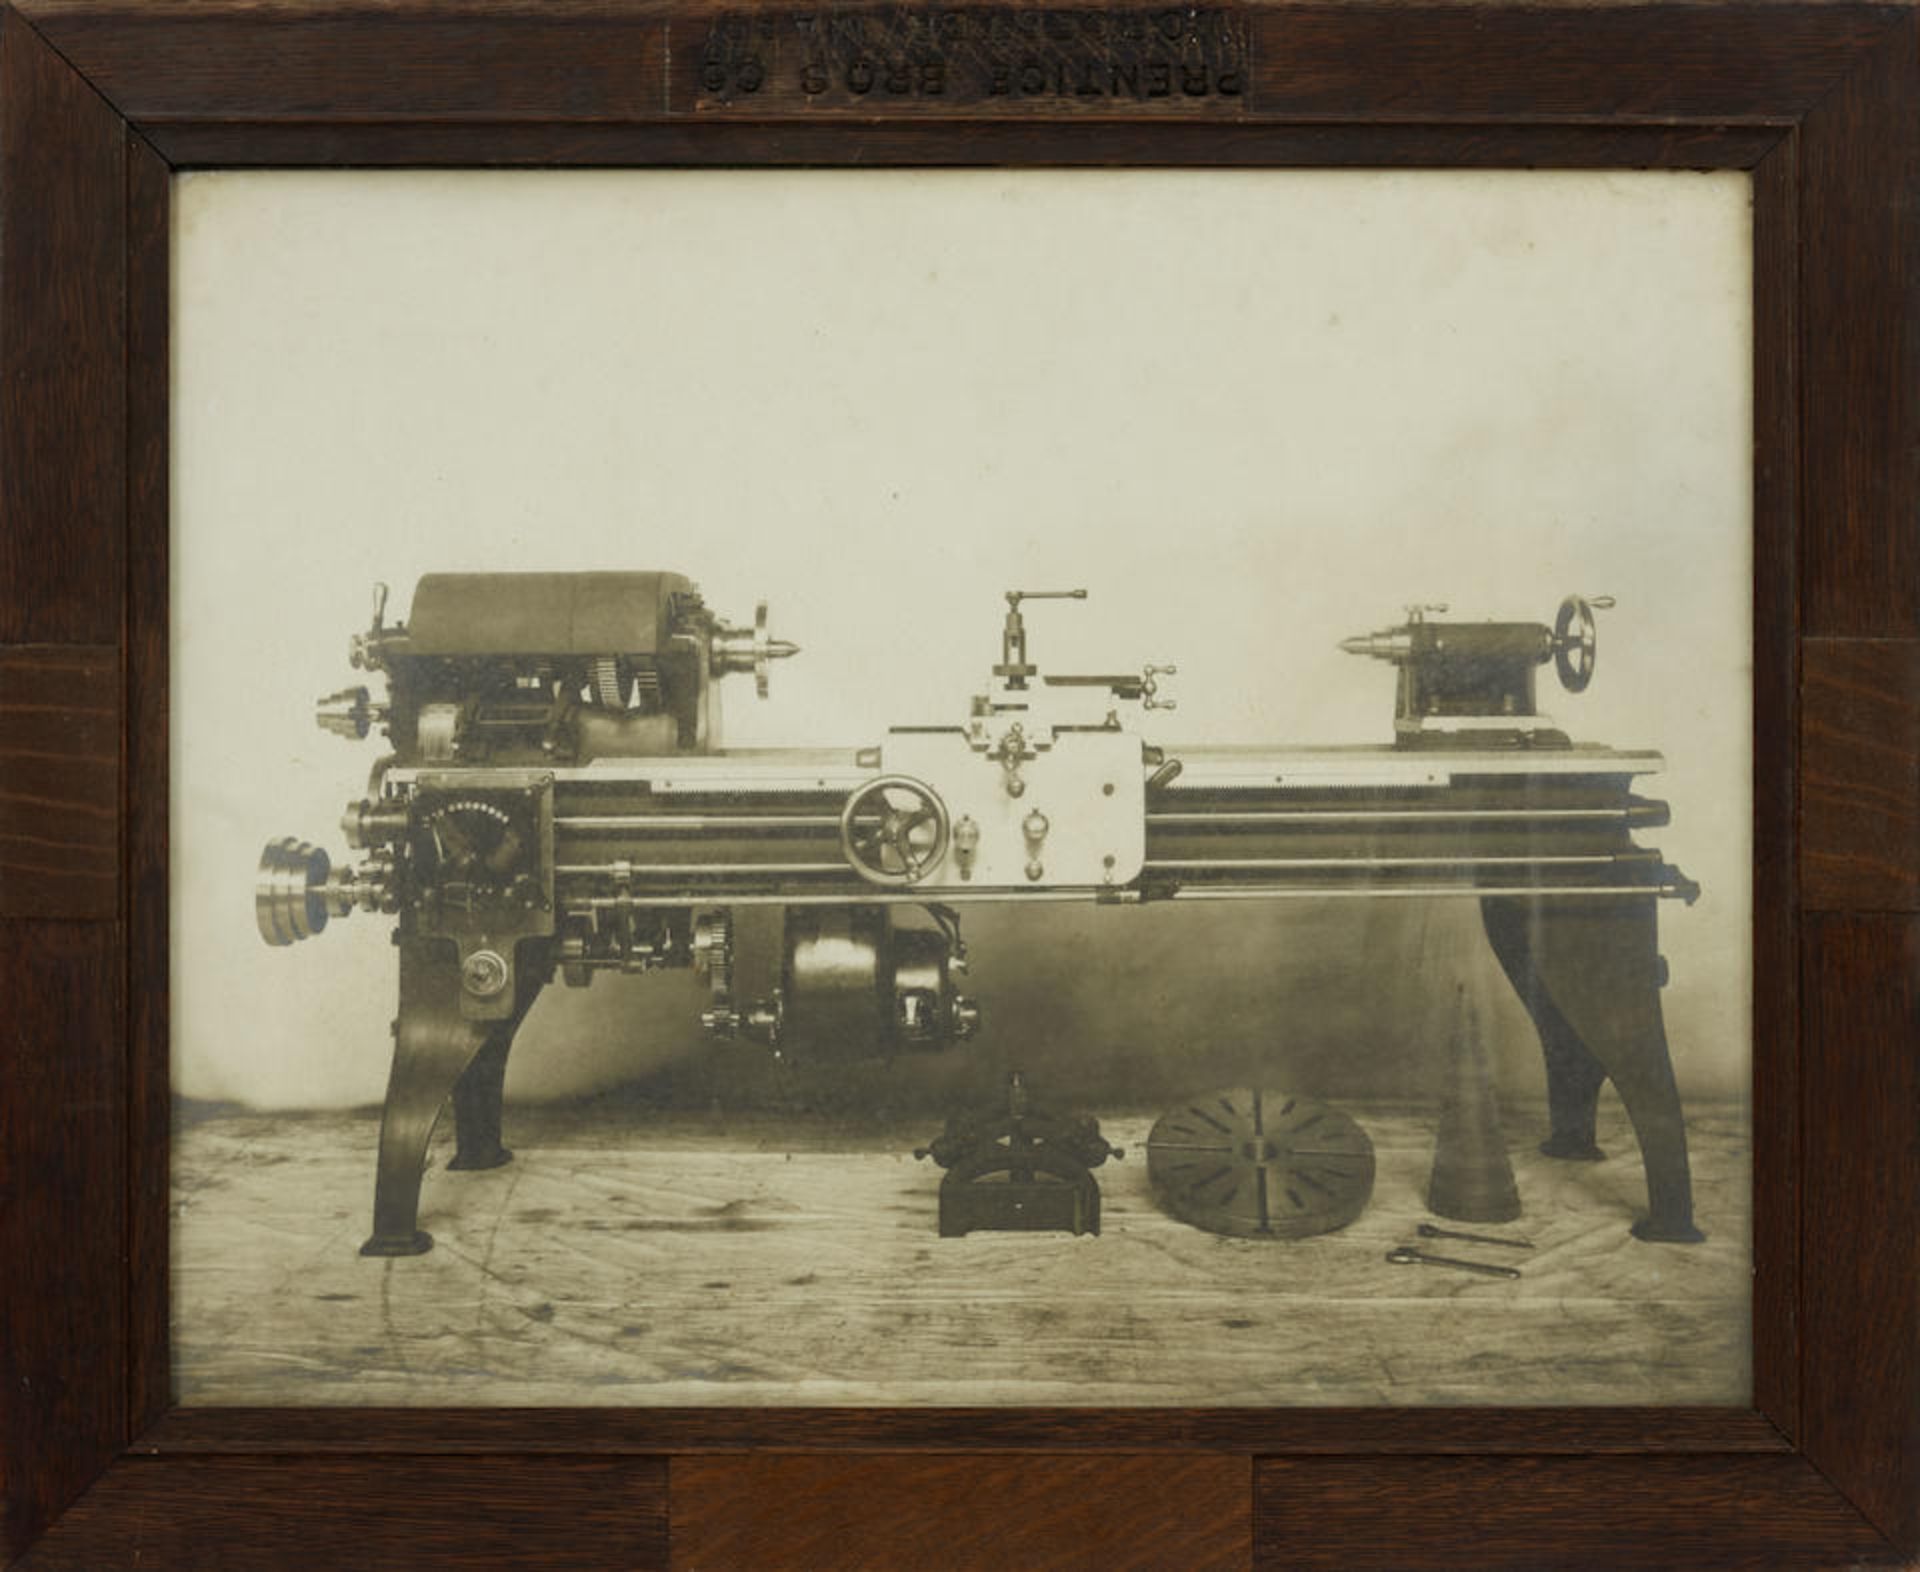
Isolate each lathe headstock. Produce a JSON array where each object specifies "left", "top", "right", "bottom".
[
  {"left": 319, "top": 570, "right": 799, "bottom": 767},
  {"left": 259, "top": 573, "right": 797, "bottom": 965}
]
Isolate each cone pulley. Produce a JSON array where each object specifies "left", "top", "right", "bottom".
[
  {"left": 257, "top": 835, "right": 396, "bottom": 946},
  {"left": 257, "top": 837, "right": 333, "bottom": 946}
]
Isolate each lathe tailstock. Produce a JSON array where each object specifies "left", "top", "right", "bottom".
[{"left": 258, "top": 574, "right": 1705, "bottom": 1254}]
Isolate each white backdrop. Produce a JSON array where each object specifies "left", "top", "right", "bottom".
[{"left": 172, "top": 169, "right": 1752, "bottom": 1110}]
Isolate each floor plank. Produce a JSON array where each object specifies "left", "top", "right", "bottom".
[{"left": 171, "top": 1098, "right": 1750, "bottom": 1408}]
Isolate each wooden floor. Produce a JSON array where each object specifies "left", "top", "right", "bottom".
[{"left": 171, "top": 1096, "right": 1751, "bottom": 1408}]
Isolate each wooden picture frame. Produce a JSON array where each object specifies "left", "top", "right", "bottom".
[{"left": 1, "top": 2, "right": 1913, "bottom": 1564}]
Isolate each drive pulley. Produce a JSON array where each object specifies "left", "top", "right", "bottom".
[
  {"left": 256, "top": 834, "right": 394, "bottom": 945},
  {"left": 256, "top": 837, "right": 334, "bottom": 945}
]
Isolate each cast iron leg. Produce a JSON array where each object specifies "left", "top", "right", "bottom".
[
  {"left": 1480, "top": 895, "right": 1704, "bottom": 1243},
  {"left": 361, "top": 938, "right": 540, "bottom": 1256},
  {"left": 1483, "top": 899, "right": 1610, "bottom": 1161},
  {"left": 447, "top": 1034, "right": 514, "bottom": 1171}
]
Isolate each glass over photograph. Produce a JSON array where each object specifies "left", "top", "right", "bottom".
[{"left": 170, "top": 168, "right": 1753, "bottom": 1407}]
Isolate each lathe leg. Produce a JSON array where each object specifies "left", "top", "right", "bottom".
[
  {"left": 1480, "top": 896, "right": 1704, "bottom": 1243},
  {"left": 1482, "top": 900, "right": 1610, "bottom": 1162},
  {"left": 447, "top": 1035, "right": 514, "bottom": 1171},
  {"left": 361, "top": 939, "right": 539, "bottom": 1257}
]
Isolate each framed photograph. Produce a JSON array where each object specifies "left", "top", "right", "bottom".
[
  {"left": 2, "top": 2, "right": 1914, "bottom": 1566},
  {"left": 171, "top": 164, "right": 1755, "bottom": 1418}
]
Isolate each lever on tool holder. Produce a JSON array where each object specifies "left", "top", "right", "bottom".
[{"left": 994, "top": 588, "right": 1086, "bottom": 689}]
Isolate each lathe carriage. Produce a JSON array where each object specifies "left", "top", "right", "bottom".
[{"left": 257, "top": 572, "right": 1704, "bottom": 1256}]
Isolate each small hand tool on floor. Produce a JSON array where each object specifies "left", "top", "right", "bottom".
[
  {"left": 1417, "top": 1223, "right": 1534, "bottom": 1250},
  {"left": 1386, "top": 1245, "right": 1522, "bottom": 1280}
]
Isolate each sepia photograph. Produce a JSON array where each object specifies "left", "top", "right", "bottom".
[{"left": 170, "top": 167, "right": 1754, "bottom": 1409}]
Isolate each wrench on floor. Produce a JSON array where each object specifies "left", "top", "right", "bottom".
[
  {"left": 1386, "top": 1245, "right": 1522, "bottom": 1280},
  {"left": 1417, "top": 1223, "right": 1534, "bottom": 1250}
]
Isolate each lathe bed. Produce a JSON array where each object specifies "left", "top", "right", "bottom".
[{"left": 502, "top": 743, "right": 1687, "bottom": 906}]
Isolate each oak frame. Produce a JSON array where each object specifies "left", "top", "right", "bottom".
[{"left": 0, "top": 2, "right": 1914, "bottom": 1565}]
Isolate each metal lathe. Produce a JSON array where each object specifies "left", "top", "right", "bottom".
[{"left": 256, "top": 573, "right": 1704, "bottom": 1255}]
